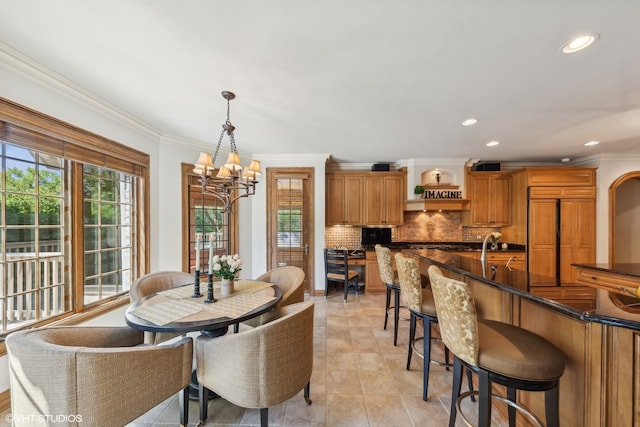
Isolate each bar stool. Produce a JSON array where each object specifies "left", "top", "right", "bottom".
[
  {"left": 374, "top": 244, "right": 407, "bottom": 346},
  {"left": 395, "top": 253, "right": 451, "bottom": 401},
  {"left": 427, "top": 265, "right": 566, "bottom": 427}
]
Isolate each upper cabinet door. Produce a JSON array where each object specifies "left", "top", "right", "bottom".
[
  {"left": 326, "top": 174, "right": 364, "bottom": 226},
  {"left": 469, "top": 172, "right": 512, "bottom": 225},
  {"left": 363, "top": 174, "right": 405, "bottom": 226}
]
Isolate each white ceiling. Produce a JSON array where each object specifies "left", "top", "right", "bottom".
[{"left": 2, "top": 0, "right": 640, "bottom": 165}]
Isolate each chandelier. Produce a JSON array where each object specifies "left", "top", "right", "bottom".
[{"left": 193, "top": 90, "right": 262, "bottom": 213}]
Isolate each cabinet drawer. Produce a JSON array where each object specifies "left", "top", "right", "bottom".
[{"left": 576, "top": 269, "right": 640, "bottom": 296}]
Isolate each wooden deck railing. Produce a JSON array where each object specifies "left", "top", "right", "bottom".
[{"left": 2, "top": 252, "right": 65, "bottom": 326}]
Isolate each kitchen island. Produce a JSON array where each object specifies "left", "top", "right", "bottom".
[{"left": 405, "top": 248, "right": 640, "bottom": 427}]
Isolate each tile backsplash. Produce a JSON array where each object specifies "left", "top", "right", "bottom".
[{"left": 325, "top": 211, "right": 501, "bottom": 248}]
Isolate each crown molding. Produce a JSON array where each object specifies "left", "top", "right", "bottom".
[{"left": 0, "top": 41, "right": 163, "bottom": 141}]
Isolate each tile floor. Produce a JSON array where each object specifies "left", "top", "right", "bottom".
[
  {"left": 2, "top": 291, "right": 508, "bottom": 427},
  {"left": 127, "top": 291, "right": 507, "bottom": 426}
]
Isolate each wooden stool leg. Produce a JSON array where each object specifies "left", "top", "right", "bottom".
[
  {"left": 507, "top": 387, "right": 517, "bottom": 427},
  {"left": 478, "top": 370, "right": 492, "bottom": 427},
  {"left": 407, "top": 312, "right": 416, "bottom": 370},
  {"left": 422, "top": 316, "right": 432, "bottom": 401},
  {"left": 545, "top": 383, "right": 560, "bottom": 427},
  {"left": 384, "top": 285, "right": 391, "bottom": 330},
  {"left": 393, "top": 287, "right": 401, "bottom": 346},
  {"left": 448, "top": 357, "right": 464, "bottom": 427}
]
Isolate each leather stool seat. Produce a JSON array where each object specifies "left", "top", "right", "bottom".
[
  {"left": 478, "top": 319, "right": 565, "bottom": 382},
  {"left": 419, "top": 288, "right": 437, "bottom": 316},
  {"left": 428, "top": 265, "right": 566, "bottom": 427}
]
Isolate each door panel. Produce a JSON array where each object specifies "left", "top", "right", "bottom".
[
  {"left": 528, "top": 199, "right": 558, "bottom": 285},
  {"left": 267, "top": 168, "right": 314, "bottom": 294}
]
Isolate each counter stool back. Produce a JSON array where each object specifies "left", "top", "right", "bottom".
[
  {"left": 395, "top": 253, "right": 450, "bottom": 401},
  {"left": 428, "top": 265, "right": 566, "bottom": 427},
  {"left": 374, "top": 244, "right": 406, "bottom": 346}
]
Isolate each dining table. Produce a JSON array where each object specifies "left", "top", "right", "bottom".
[
  {"left": 125, "top": 278, "right": 282, "bottom": 340},
  {"left": 125, "top": 278, "right": 282, "bottom": 400}
]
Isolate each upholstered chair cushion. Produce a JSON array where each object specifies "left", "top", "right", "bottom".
[
  {"left": 477, "top": 319, "right": 565, "bottom": 381},
  {"left": 6, "top": 326, "right": 193, "bottom": 427},
  {"left": 129, "top": 271, "right": 193, "bottom": 344},
  {"left": 196, "top": 301, "right": 314, "bottom": 421},
  {"left": 255, "top": 266, "right": 305, "bottom": 308},
  {"left": 129, "top": 270, "right": 193, "bottom": 302},
  {"left": 427, "top": 265, "right": 479, "bottom": 367},
  {"left": 420, "top": 288, "right": 437, "bottom": 316},
  {"left": 395, "top": 253, "right": 423, "bottom": 312},
  {"left": 375, "top": 244, "right": 396, "bottom": 285}
]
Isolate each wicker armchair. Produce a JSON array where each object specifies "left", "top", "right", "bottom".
[
  {"left": 196, "top": 301, "right": 314, "bottom": 426},
  {"left": 130, "top": 270, "right": 193, "bottom": 344},
  {"left": 255, "top": 266, "right": 305, "bottom": 308},
  {"left": 6, "top": 326, "right": 193, "bottom": 427}
]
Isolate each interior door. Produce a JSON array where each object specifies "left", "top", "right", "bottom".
[{"left": 267, "top": 168, "right": 314, "bottom": 294}]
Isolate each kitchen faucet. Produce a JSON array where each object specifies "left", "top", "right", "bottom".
[{"left": 480, "top": 233, "right": 498, "bottom": 278}]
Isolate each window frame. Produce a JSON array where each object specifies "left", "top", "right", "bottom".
[
  {"left": 0, "top": 97, "right": 150, "bottom": 339},
  {"left": 181, "top": 163, "right": 238, "bottom": 273}
]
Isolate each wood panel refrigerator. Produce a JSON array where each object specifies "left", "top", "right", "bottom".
[{"left": 527, "top": 187, "right": 596, "bottom": 285}]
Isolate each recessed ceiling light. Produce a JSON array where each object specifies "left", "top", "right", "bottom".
[
  {"left": 561, "top": 158, "right": 571, "bottom": 163},
  {"left": 562, "top": 33, "right": 599, "bottom": 53},
  {"left": 584, "top": 140, "right": 600, "bottom": 146},
  {"left": 462, "top": 118, "right": 478, "bottom": 126},
  {"left": 486, "top": 141, "right": 499, "bottom": 147}
]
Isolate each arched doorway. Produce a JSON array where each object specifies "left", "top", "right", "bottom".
[{"left": 608, "top": 171, "right": 640, "bottom": 312}]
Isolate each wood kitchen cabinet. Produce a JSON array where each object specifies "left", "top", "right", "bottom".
[
  {"left": 468, "top": 172, "right": 512, "bottom": 225},
  {"left": 363, "top": 173, "right": 405, "bottom": 225},
  {"left": 365, "top": 250, "right": 398, "bottom": 292},
  {"left": 484, "top": 251, "right": 526, "bottom": 270},
  {"left": 326, "top": 169, "right": 406, "bottom": 226},
  {"left": 326, "top": 173, "right": 364, "bottom": 225},
  {"left": 502, "top": 167, "right": 597, "bottom": 287}
]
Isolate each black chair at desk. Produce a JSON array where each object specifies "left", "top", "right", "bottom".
[{"left": 324, "top": 248, "right": 361, "bottom": 301}]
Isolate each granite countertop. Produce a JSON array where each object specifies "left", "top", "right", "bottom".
[
  {"left": 363, "top": 242, "right": 526, "bottom": 252},
  {"left": 406, "top": 248, "right": 640, "bottom": 331}
]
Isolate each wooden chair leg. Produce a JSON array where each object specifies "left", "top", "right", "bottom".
[
  {"left": 507, "top": 387, "right": 517, "bottom": 427},
  {"left": 304, "top": 381, "right": 312, "bottom": 404},
  {"left": 423, "top": 315, "right": 432, "bottom": 401},
  {"left": 407, "top": 312, "right": 416, "bottom": 370},
  {"left": 478, "top": 370, "right": 491, "bottom": 427},
  {"left": 545, "top": 383, "right": 560, "bottom": 427},
  {"left": 260, "top": 407, "right": 269, "bottom": 427},
  {"left": 393, "top": 287, "right": 401, "bottom": 346},
  {"left": 384, "top": 285, "right": 391, "bottom": 330},
  {"left": 448, "top": 357, "right": 464, "bottom": 427},
  {"left": 199, "top": 384, "right": 209, "bottom": 424},
  {"left": 179, "top": 385, "right": 188, "bottom": 427}
]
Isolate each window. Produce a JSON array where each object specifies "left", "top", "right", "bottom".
[
  {"left": 1, "top": 144, "right": 68, "bottom": 331},
  {"left": 82, "top": 165, "right": 136, "bottom": 304},
  {"left": 0, "top": 97, "right": 149, "bottom": 335},
  {"left": 181, "top": 163, "right": 238, "bottom": 274}
]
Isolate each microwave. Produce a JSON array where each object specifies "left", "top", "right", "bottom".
[{"left": 361, "top": 227, "right": 392, "bottom": 246}]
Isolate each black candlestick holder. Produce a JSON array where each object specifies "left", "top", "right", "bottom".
[
  {"left": 192, "top": 270, "right": 202, "bottom": 298},
  {"left": 204, "top": 273, "right": 217, "bottom": 303}
]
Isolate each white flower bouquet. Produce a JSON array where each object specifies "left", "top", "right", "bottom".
[{"left": 211, "top": 254, "right": 242, "bottom": 280}]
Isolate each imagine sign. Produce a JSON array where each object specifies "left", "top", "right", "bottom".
[{"left": 423, "top": 189, "right": 463, "bottom": 199}]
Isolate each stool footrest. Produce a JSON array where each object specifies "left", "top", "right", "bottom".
[{"left": 455, "top": 390, "right": 543, "bottom": 427}]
